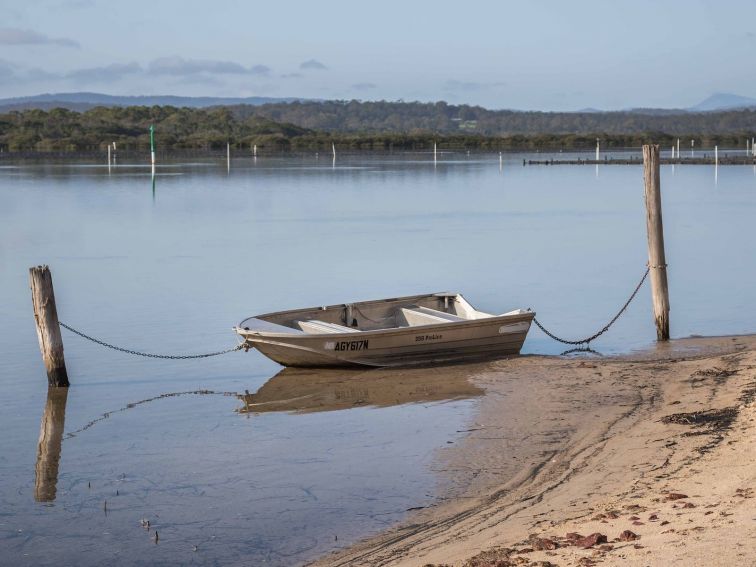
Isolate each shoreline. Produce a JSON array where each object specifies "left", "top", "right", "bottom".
[
  {"left": 2, "top": 149, "right": 754, "bottom": 162},
  {"left": 312, "top": 334, "right": 756, "bottom": 566}
]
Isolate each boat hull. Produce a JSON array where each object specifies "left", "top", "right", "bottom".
[{"left": 239, "top": 314, "right": 533, "bottom": 368}]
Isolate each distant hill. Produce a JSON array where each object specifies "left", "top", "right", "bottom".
[
  {"left": 0, "top": 92, "right": 306, "bottom": 112},
  {"left": 5, "top": 90, "right": 756, "bottom": 115},
  {"left": 689, "top": 93, "right": 756, "bottom": 112}
]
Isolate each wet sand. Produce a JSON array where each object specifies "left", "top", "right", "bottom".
[{"left": 313, "top": 334, "right": 756, "bottom": 566}]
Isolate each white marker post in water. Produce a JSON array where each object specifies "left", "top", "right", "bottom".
[
  {"left": 691, "top": 139, "right": 695, "bottom": 158},
  {"left": 676, "top": 138, "right": 680, "bottom": 159},
  {"left": 149, "top": 125, "right": 155, "bottom": 176},
  {"left": 227, "top": 142, "right": 231, "bottom": 172},
  {"left": 253, "top": 144, "right": 257, "bottom": 158},
  {"left": 433, "top": 142, "right": 437, "bottom": 165},
  {"left": 595, "top": 138, "right": 600, "bottom": 161},
  {"left": 107, "top": 144, "right": 111, "bottom": 172}
]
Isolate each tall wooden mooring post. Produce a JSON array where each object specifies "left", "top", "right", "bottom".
[
  {"left": 642, "top": 145, "right": 670, "bottom": 340},
  {"left": 30, "top": 265, "right": 69, "bottom": 387}
]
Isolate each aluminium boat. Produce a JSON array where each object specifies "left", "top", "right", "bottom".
[{"left": 234, "top": 292, "right": 534, "bottom": 368}]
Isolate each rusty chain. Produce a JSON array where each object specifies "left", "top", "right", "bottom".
[
  {"left": 532, "top": 266, "right": 650, "bottom": 346},
  {"left": 59, "top": 322, "right": 243, "bottom": 359}
]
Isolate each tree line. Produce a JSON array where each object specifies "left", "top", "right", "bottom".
[
  {"left": 237, "top": 100, "right": 756, "bottom": 136},
  {"left": 1, "top": 104, "right": 755, "bottom": 153}
]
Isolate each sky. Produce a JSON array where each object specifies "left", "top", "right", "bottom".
[{"left": 1, "top": 0, "right": 755, "bottom": 110}]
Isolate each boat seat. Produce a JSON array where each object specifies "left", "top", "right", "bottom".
[
  {"left": 296, "top": 320, "right": 360, "bottom": 334},
  {"left": 398, "top": 306, "right": 467, "bottom": 327}
]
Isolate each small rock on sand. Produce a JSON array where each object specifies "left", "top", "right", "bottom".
[
  {"left": 529, "top": 536, "right": 559, "bottom": 551},
  {"left": 574, "top": 533, "right": 608, "bottom": 549},
  {"left": 665, "top": 493, "right": 689, "bottom": 501}
]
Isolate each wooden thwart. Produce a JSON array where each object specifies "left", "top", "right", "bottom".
[
  {"left": 642, "top": 145, "right": 670, "bottom": 340},
  {"left": 30, "top": 265, "right": 69, "bottom": 387}
]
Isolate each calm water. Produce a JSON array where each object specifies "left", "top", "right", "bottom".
[{"left": 1, "top": 152, "right": 754, "bottom": 565}]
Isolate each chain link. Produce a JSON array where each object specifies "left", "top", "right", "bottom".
[
  {"left": 532, "top": 266, "right": 650, "bottom": 346},
  {"left": 60, "top": 266, "right": 650, "bottom": 356},
  {"left": 59, "top": 322, "right": 243, "bottom": 359}
]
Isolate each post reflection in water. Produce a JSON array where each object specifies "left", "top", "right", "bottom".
[
  {"left": 35, "top": 387, "right": 68, "bottom": 502},
  {"left": 238, "top": 363, "right": 485, "bottom": 415}
]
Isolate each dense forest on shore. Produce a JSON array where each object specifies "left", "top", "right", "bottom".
[
  {"left": 239, "top": 100, "right": 756, "bottom": 135},
  {"left": 2, "top": 103, "right": 756, "bottom": 153}
]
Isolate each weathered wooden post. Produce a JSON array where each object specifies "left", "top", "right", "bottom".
[
  {"left": 642, "top": 145, "right": 670, "bottom": 340},
  {"left": 29, "top": 265, "right": 69, "bottom": 386}
]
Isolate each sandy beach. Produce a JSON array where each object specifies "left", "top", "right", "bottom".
[{"left": 314, "top": 335, "right": 756, "bottom": 567}]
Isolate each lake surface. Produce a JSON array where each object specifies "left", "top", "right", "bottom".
[{"left": 1, "top": 151, "right": 754, "bottom": 565}]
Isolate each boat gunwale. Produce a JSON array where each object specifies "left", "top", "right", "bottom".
[{"left": 236, "top": 310, "right": 535, "bottom": 342}]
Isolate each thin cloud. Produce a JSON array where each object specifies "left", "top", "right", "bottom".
[
  {"left": 67, "top": 62, "right": 141, "bottom": 82},
  {"left": 281, "top": 72, "right": 303, "bottom": 79},
  {"left": 300, "top": 59, "right": 327, "bottom": 70},
  {"left": 250, "top": 64, "right": 272, "bottom": 76},
  {"left": 149, "top": 56, "right": 248, "bottom": 75},
  {"left": 443, "top": 79, "right": 506, "bottom": 92},
  {"left": 352, "top": 82, "right": 377, "bottom": 91},
  {"left": 0, "top": 59, "right": 14, "bottom": 80},
  {"left": 0, "top": 27, "right": 79, "bottom": 47},
  {"left": 26, "top": 67, "right": 60, "bottom": 81},
  {"left": 170, "top": 74, "right": 227, "bottom": 88},
  {"left": 51, "top": 0, "right": 95, "bottom": 9},
  {"left": 147, "top": 56, "right": 273, "bottom": 77}
]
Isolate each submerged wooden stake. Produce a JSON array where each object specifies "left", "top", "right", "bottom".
[
  {"left": 642, "top": 145, "right": 670, "bottom": 340},
  {"left": 30, "top": 265, "right": 69, "bottom": 386}
]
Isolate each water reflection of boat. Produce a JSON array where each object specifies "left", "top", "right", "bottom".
[
  {"left": 234, "top": 292, "right": 533, "bottom": 367},
  {"left": 35, "top": 388, "right": 68, "bottom": 502},
  {"left": 238, "top": 364, "right": 485, "bottom": 414}
]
